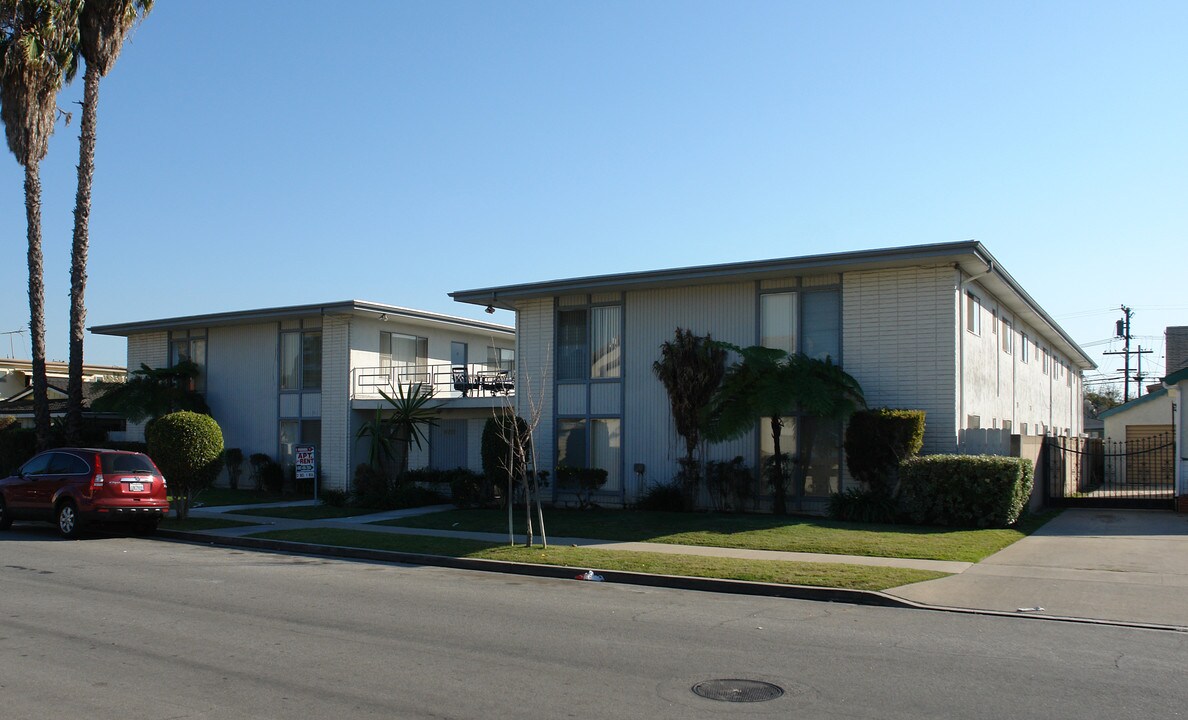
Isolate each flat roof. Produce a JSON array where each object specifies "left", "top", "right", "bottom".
[
  {"left": 451, "top": 240, "right": 1095, "bottom": 370},
  {"left": 90, "top": 300, "right": 513, "bottom": 337}
]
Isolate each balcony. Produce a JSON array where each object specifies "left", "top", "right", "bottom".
[{"left": 351, "top": 362, "right": 515, "bottom": 403}]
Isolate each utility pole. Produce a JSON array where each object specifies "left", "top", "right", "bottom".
[{"left": 1102, "top": 305, "right": 1151, "bottom": 402}]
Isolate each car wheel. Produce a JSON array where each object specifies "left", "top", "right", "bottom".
[
  {"left": 57, "top": 501, "right": 83, "bottom": 539},
  {"left": 0, "top": 497, "right": 12, "bottom": 530}
]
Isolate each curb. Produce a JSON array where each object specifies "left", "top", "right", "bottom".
[{"left": 155, "top": 529, "right": 1188, "bottom": 633}]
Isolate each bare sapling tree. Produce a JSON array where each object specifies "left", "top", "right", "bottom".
[{"left": 489, "top": 339, "right": 550, "bottom": 548}]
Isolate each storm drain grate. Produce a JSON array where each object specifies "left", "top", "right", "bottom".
[{"left": 692, "top": 679, "right": 784, "bottom": 703}]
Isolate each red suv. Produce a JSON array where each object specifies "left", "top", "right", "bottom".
[{"left": 0, "top": 448, "right": 170, "bottom": 538}]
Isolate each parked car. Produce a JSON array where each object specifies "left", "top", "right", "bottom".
[{"left": 0, "top": 448, "right": 170, "bottom": 538}]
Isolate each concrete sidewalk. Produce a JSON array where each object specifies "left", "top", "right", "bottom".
[
  {"left": 185, "top": 503, "right": 1188, "bottom": 629},
  {"left": 887, "top": 509, "right": 1188, "bottom": 628}
]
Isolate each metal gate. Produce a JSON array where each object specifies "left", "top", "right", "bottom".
[{"left": 1044, "top": 433, "right": 1176, "bottom": 509}]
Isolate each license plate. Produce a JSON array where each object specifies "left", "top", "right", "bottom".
[{"left": 127, "top": 482, "right": 145, "bottom": 492}]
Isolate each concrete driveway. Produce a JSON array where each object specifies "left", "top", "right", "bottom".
[{"left": 888, "top": 509, "right": 1188, "bottom": 628}]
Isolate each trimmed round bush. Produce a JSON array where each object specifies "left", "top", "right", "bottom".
[{"left": 146, "top": 411, "right": 224, "bottom": 517}]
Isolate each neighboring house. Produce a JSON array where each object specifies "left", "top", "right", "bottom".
[
  {"left": 91, "top": 301, "right": 515, "bottom": 492},
  {"left": 0, "top": 358, "right": 127, "bottom": 431},
  {"left": 1160, "top": 366, "right": 1188, "bottom": 509},
  {"left": 451, "top": 240, "right": 1094, "bottom": 511}
]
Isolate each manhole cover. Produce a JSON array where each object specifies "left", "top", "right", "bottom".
[{"left": 692, "top": 679, "right": 784, "bottom": 703}]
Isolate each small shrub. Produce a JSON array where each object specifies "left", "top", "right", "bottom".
[
  {"left": 259, "top": 460, "right": 285, "bottom": 494},
  {"left": 828, "top": 488, "right": 899, "bottom": 524},
  {"left": 898, "top": 454, "right": 1034, "bottom": 528},
  {"left": 146, "top": 411, "right": 224, "bottom": 519},
  {"left": 224, "top": 448, "right": 244, "bottom": 490},
  {"left": 388, "top": 483, "right": 446, "bottom": 509},
  {"left": 0, "top": 416, "right": 16, "bottom": 432},
  {"left": 635, "top": 481, "right": 687, "bottom": 512},
  {"left": 556, "top": 465, "right": 609, "bottom": 509},
  {"left": 844, "top": 408, "right": 926, "bottom": 494},
  {"left": 352, "top": 463, "right": 389, "bottom": 507},
  {"left": 320, "top": 489, "right": 349, "bottom": 507},
  {"left": 449, "top": 468, "right": 490, "bottom": 507},
  {"left": 248, "top": 453, "right": 272, "bottom": 491},
  {"left": 704, "top": 456, "right": 755, "bottom": 512}
]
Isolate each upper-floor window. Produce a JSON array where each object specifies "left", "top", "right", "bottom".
[
  {"left": 487, "top": 345, "right": 515, "bottom": 373},
  {"left": 966, "top": 292, "right": 981, "bottom": 335},
  {"left": 1020, "top": 334, "right": 1029, "bottom": 363},
  {"left": 381, "top": 332, "right": 428, "bottom": 383},
  {"left": 281, "top": 330, "right": 322, "bottom": 391},
  {"left": 557, "top": 305, "right": 621, "bottom": 381},
  {"left": 760, "top": 289, "right": 840, "bottom": 362},
  {"left": 1042, "top": 348, "right": 1050, "bottom": 375},
  {"left": 170, "top": 329, "right": 207, "bottom": 392},
  {"left": 1001, "top": 318, "right": 1013, "bottom": 354}
]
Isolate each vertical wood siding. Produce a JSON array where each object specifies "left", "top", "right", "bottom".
[
  {"left": 842, "top": 266, "right": 959, "bottom": 454},
  {"left": 321, "top": 313, "right": 351, "bottom": 491},
  {"left": 623, "top": 283, "right": 756, "bottom": 499}
]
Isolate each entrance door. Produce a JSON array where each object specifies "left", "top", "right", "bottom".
[
  {"left": 430, "top": 419, "right": 469, "bottom": 470},
  {"left": 451, "top": 342, "right": 468, "bottom": 368}
]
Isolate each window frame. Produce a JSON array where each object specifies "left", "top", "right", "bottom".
[
  {"left": 966, "top": 292, "right": 982, "bottom": 336},
  {"left": 280, "top": 328, "right": 323, "bottom": 392}
]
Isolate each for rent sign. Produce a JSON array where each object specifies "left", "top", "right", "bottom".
[{"left": 295, "top": 444, "right": 316, "bottom": 481}]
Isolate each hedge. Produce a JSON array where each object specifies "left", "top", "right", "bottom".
[
  {"left": 898, "top": 454, "right": 1033, "bottom": 528},
  {"left": 844, "top": 408, "right": 926, "bottom": 493}
]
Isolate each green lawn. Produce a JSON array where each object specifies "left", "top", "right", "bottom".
[
  {"left": 379, "top": 508, "right": 1058, "bottom": 563},
  {"left": 250, "top": 528, "right": 948, "bottom": 591},
  {"left": 188, "top": 488, "right": 312, "bottom": 507},
  {"left": 161, "top": 517, "right": 257, "bottom": 531},
  {"left": 230, "top": 505, "right": 382, "bottom": 520}
]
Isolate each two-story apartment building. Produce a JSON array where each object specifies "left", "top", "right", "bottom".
[
  {"left": 92, "top": 301, "right": 515, "bottom": 492},
  {"left": 452, "top": 241, "right": 1094, "bottom": 512}
]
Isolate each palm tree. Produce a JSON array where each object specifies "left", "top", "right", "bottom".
[
  {"left": 0, "top": 0, "right": 81, "bottom": 451},
  {"left": 652, "top": 328, "right": 726, "bottom": 501},
  {"left": 704, "top": 343, "right": 864, "bottom": 514},
  {"left": 65, "top": 0, "right": 152, "bottom": 443}
]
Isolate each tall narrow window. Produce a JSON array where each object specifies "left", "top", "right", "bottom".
[
  {"left": 760, "top": 292, "right": 797, "bottom": 353},
  {"left": 1020, "top": 334, "right": 1029, "bottom": 363},
  {"left": 802, "top": 291, "right": 840, "bottom": 362},
  {"left": 591, "top": 418, "right": 622, "bottom": 491},
  {"left": 170, "top": 330, "right": 207, "bottom": 392},
  {"left": 966, "top": 293, "right": 981, "bottom": 335},
  {"left": 557, "top": 309, "right": 589, "bottom": 381},
  {"left": 591, "top": 306, "right": 621, "bottom": 379},
  {"left": 281, "top": 330, "right": 321, "bottom": 391},
  {"left": 1001, "top": 319, "right": 1013, "bottom": 354}
]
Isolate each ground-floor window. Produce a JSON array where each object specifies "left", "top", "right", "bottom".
[
  {"left": 555, "top": 417, "right": 621, "bottom": 492},
  {"left": 758, "top": 416, "right": 840, "bottom": 499}
]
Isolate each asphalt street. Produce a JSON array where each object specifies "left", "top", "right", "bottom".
[{"left": 2, "top": 526, "right": 1185, "bottom": 720}]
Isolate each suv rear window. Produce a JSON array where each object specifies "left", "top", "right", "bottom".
[{"left": 101, "top": 453, "right": 158, "bottom": 474}]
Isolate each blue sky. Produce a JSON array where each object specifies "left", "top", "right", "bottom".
[{"left": 2, "top": 1, "right": 1185, "bottom": 392}]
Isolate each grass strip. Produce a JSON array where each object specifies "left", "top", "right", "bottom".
[
  {"left": 161, "top": 517, "right": 257, "bottom": 531},
  {"left": 229, "top": 506, "right": 382, "bottom": 520},
  {"left": 249, "top": 527, "right": 948, "bottom": 591},
  {"left": 188, "top": 488, "right": 311, "bottom": 507},
  {"left": 379, "top": 508, "right": 1059, "bottom": 563}
]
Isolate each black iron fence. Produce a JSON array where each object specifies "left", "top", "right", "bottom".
[{"left": 1044, "top": 433, "right": 1175, "bottom": 509}]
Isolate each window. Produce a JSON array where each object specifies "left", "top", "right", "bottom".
[
  {"left": 760, "top": 289, "right": 841, "bottom": 362},
  {"left": 1001, "top": 319, "right": 1012, "bottom": 354},
  {"left": 966, "top": 293, "right": 981, "bottom": 335},
  {"left": 1020, "top": 334, "right": 1029, "bottom": 363},
  {"left": 967, "top": 414, "right": 981, "bottom": 429},
  {"left": 556, "top": 304, "right": 621, "bottom": 381},
  {"left": 381, "top": 332, "right": 428, "bottom": 384},
  {"left": 487, "top": 346, "right": 515, "bottom": 373},
  {"left": 1020, "top": 422, "right": 1029, "bottom": 435},
  {"left": 281, "top": 330, "right": 322, "bottom": 390},
  {"left": 1042, "top": 348, "right": 1050, "bottom": 375},
  {"left": 555, "top": 417, "right": 622, "bottom": 492},
  {"left": 170, "top": 329, "right": 207, "bottom": 392},
  {"left": 1002, "top": 420, "right": 1012, "bottom": 433}
]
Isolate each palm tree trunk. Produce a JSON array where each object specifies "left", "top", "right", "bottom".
[
  {"left": 66, "top": 63, "right": 101, "bottom": 444},
  {"left": 25, "top": 162, "right": 51, "bottom": 451},
  {"left": 770, "top": 415, "right": 787, "bottom": 515}
]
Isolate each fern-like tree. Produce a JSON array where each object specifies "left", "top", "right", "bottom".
[
  {"left": 90, "top": 361, "right": 210, "bottom": 423},
  {"left": 377, "top": 384, "right": 440, "bottom": 478},
  {"left": 704, "top": 343, "right": 864, "bottom": 514},
  {"left": 0, "top": 0, "right": 82, "bottom": 450},
  {"left": 64, "top": 0, "right": 153, "bottom": 443},
  {"left": 651, "top": 328, "right": 726, "bottom": 501}
]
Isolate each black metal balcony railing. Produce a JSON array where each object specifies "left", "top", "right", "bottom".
[{"left": 351, "top": 362, "right": 515, "bottom": 401}]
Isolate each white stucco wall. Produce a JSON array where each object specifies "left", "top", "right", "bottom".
[{"left": 1101, "top": 391, "right": 1174, "bottom": 442}]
